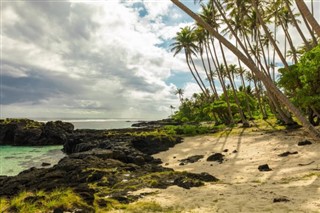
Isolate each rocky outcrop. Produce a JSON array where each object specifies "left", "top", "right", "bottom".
[
  {"left": 0, "top": 119, "right": 74, "bottom": 145},
  {"left": 0, "top": 119, "right": 219, "bottom": 209},
  {"left": 131, "top": 118, "right": 182, "bottom": 128}
]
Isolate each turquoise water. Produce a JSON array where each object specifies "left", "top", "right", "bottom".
[{"left": 0, "top": 146, "right": 65, "bottom": 176}]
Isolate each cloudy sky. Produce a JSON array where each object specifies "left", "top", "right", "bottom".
[
  {"left": 0, "top": 1, "right": 319, "bottom": 120},
  {"left": 1, "top": 0, "right": 203, "bottom": 119}
]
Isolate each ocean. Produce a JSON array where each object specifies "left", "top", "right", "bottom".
[{"left": 0, "top": 118, "right": 149, "bottom": 176}]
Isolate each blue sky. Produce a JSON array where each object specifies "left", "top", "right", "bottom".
[{"left": 1, "top": 0, "right": 319, "bottom": 119}]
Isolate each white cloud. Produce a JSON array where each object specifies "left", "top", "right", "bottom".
[{"left": 1, "top": 1, "right": 190, "bottom": 119}]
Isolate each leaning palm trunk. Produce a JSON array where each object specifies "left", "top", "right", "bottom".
[
  {"left": 171, "top": 0, "right": 320, "bottom": 140},
  {"left": 295, "top": 0, "right": 320, "bottom": 37},
  {"left": 284, "top": 0, "right": 311, "bottom": 50},
  {"left": 186, "top": 54, "right": 207, "bottom": 96},
  {"left": 189, "top": 55, "right": 209, "bottom": 97}
]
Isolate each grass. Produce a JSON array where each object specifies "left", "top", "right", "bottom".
[
  {"left": 279, "top": 172, "right": 320, "bottom": 184},
  {"left": 0, "top": 188, "right": 92, "bottom": 213}
]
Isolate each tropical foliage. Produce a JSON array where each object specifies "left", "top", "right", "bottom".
[{"left": 170, "top": 0, "right": 320, "bottom": 139}]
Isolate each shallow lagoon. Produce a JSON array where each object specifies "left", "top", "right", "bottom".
[{"left": 0, "top": 145, "right": 65, "bottom": 176}]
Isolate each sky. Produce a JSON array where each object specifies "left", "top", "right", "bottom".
[
  {"left": 0, "top": 0, "right": 203, "bottom": 119},
  {"left": 0, "top": 0, "right": 319, "bottom": 120}
]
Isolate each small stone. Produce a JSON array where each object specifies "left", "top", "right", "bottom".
[
  {"left": 165, "top": 163, "right": 169, "bottom": 166},
  {"left": 298, "top": 140, "right": 312, "bottom": 146},
  {"left": 278, "top": 151, "right": 298, "bottom": 157},
  {"left": 207, "top": 153, "right": 224, "bottom": 163},
  {"left": 273, "top": 197, "right": 290, "bottom": 203},
  {"left": 223, "top": 149, "right": 229, "bottom": 152},
  {"left": 232, "top": 150, "right": 238, "bottom": 153},
  {"left": 53, "top": 208, "right": 64, "bottom": 213},
  {"left": 41, "top": 162, "right": 51, "bottom": 167},
  {"left": 258, "top": 164, "right": 272, "bottom": 172}
]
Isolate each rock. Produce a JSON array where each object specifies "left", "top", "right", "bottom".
[
  {"left": 186, "top": 172, "right": 219, "bottom": 182},
  {"left": 0, "top": 119, "right": 74, "bottom": 146},
  {"left": 298, "top": 140, "right": 312, "bottom": 146},
  {"left": 273, "top": 197, "right": 290, "bottom": 203},
  {"left": 131, "top": 119, "right": 182, "bottom": 128},
  {"left": 207, "top": 153, "right": 224, "bottom": 163},
  {"left": 0, "top": 125, "right": 221, "bottom": 209},
  {"left": 53, "top": 207, "right": 64, "bottom": 213},
  {"left": 179, "top": 155, "right": 204, "bottom": 165},
  {"left": 232, "top": 150, "right": 238, "bottom": 153},
  {"left": 41, "top": 162, "right": 51, "bottom": 167},
  {"left": 173, "top": 176, "right": 203, "bottom": 189},
  {"left": 42, "top": 121, "right": 74, "bottom": 145},
  {"left": 223, "top": 149, "right": 229, "bottom": 152},
  {"left": 131, "top": 135, "right": 183, "bottom": 155},
  {"left": 258, "top": 164, "right": 272, "bottom": 172},
  {"left": 278, "top": 151, "right": 298, "bottom": 157}
]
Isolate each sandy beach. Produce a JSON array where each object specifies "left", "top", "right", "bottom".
[{"left": 127, "top": 127, "right": 320, "bottom": 212}]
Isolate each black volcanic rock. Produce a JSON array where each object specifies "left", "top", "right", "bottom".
[
  {"left": 131, "top": 119, "right": 182, "bottom": 128},
  {"left": 207, "top": 153, "right": 224, "bottom": 163},
  {"left": 0, "top": 119, "right": 74, "bottom": 146},
  {"left": 0, "top": 120, "right": 219, "bottom": 208},
  {"left": 298, "top": 140, "right": 312, "bottom": 146},
  {"left": 258, "top": 164, "right": 272, "bottom": 171}
]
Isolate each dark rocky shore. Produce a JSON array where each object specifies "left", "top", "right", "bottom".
[{"left": 0, "top": 119, "right": 218, "bottom": 212}]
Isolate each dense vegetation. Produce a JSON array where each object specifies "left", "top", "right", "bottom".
[{"left": 170, "top": 0, "right": 320, "bottom": 138}]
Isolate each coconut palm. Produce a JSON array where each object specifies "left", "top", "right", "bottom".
[
  {"left": 171, "top": 26, "right": 208, "bottom": 96},
  {"left": 171, "top": 0, "right": 320, "bottom": 139},
  {"left": 295, "top": 0, "right": 320, "bottom": 37},
  {"left": 175, "top": 88, "right": 184, "bottom": 104}
]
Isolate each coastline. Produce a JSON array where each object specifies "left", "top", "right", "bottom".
[
  {"left": 0, "top": 118, "right": 218, "bottom": 212},
  {"left": 1, "top": 118, "right": 319, "bottom": 212}
]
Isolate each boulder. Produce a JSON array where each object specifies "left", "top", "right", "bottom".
[{"left": 0, "top": 119, "right": 74, "bottom": 146}]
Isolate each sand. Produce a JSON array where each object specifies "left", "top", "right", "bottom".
[{"left": 130, "top": 127, "right": 320, "bottom": 212}]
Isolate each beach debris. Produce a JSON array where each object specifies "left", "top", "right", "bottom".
[
  {"left": 179, "top": 155, "right": 204, "bottom": 165},
  {"left": 273, "top": 197, "right": 290, "bottom": 203},
  {"left": 298, "top": 161, "right": 315, "bottom": 166},
  {"left": 258, "top": 164, "right": 272, "bottom": 172},
  {"left": 298, "top": 140, "right": 312, "bottom": 146},
  {"left": 278, "top": 151, "right": 298, "bottom": 157},
  {"left": 207, "top": 153, "right": 224, "bottom": 164}
]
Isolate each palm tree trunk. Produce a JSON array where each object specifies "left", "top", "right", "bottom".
[
  {"left": 199, "top": 43, "right": 216, "bottom": 96},
  {"left": 171, "top": 0, "right": 320, "bottom": 140},
  {"left": 219, "top": 42, "right": 249, "bottom": 126},
  {"left": 284, "top": 0, "right": 311, "bottom": 50},
  {"left": 204, "top": 40, "right": 220, "bottom": 99},
  {"left": 189, "top": 55, "right": 209, "bottom": 97},
  {"left": 251, "top": 0, "right": 290, "bottom": 70},
  {"left": 295, "top": 0, "right": 320, "bottom": 37},
  {"left": 186, "top": 54, "right": 207, "bottom": 96}
]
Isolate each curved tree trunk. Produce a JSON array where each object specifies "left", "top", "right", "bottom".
[
  {"left": 186, "top": 53, "right": 207, "bottom": 96},
  {"left": 171, "top": 0, "right": 320, "bottom": 140},
  {"left": 295, "top": 0, "right": 320, "bottom": 37},
  {"left": 284, "top": 0, "right": 311, "bottom": 50}
]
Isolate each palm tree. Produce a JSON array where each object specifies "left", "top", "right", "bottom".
[
  {"left": 170, "top": 105, "right": 176, "bottom": 116},
  {"left": 295, "top": 0, "right": 320, "bottom": 37},
  {"left": 171, "top": 26, "right": 208, "bottom": 96},
  {"left": 175, "top": 88, "right": 184, "bottom": 104},
  {"left": 171, "top": 0, "right": 320, "bottom": 139}
]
